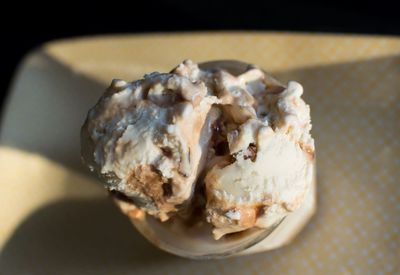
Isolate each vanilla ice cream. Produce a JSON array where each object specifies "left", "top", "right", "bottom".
[{"left": 81, "top": 60, "right": 314, "bottom": 239}]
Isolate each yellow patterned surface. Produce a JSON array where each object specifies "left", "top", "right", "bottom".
[{"left": 0, "top": 33, "right": 399, "bottom": 274}]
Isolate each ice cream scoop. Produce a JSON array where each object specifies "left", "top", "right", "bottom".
[
  {"left": 81, "top": 70, "right": 220, "bottom": 221},
  {"left": 81, "top": 60, "right": 316, "bottom": 258}
]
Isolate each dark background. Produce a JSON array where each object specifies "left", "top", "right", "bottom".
[{"left": 1, "top": 0, "right": 399, "bottom": 114}]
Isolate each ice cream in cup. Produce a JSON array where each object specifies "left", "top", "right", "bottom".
[{"left": 81, "top": 60, "right": 316, "bottom": 259}]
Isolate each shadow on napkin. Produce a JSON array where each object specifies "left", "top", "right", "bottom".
[{"left": 0, "top": 198, "right": 174, "bottom": 274}]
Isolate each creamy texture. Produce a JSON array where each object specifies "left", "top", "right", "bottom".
[
  {"left": 81, "top": 72, "right": 219, "bottom": 220},
  {"left": 205, "top": 120, "right": 313, "bottom": 239},
  {"left": 81, "top": 60, "right": 314, "bottom": 238}
]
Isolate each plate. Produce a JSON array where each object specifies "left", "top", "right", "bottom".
[{"left": 1, "top": 32, "right": 399, "bottom": 274}]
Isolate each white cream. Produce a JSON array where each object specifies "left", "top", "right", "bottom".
[
  {"left": 207, "top": 128, "right": 312, "bottom": 206},
  {"left": 81, "top": 60, "right": 314, "bottom": 237},
  {"left": 81, "top": 71, "right": 218, "bottom": 220},
  {"left": 203, "top": 70, "right": 314, "bottom": 239}
]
